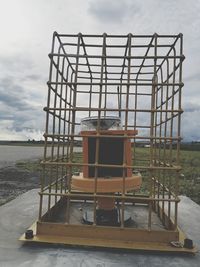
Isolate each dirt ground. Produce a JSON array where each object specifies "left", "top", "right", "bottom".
[{"left": 0, "top": 162, "right": 40, "bottom": 205}]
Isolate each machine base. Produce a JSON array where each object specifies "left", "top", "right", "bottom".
[
  {"left": 19, "top": 222, "right": 197, "bottom": 254},
  {"left": 82, "top": 208, "right": 133, "bottom": 227},
  {"left": 19, "top": 199, "right": 197, "bottom": 254}
]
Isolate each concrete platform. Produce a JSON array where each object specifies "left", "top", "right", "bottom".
[{"left": 0, "top": 189, "right": 199, "bottom": 267}]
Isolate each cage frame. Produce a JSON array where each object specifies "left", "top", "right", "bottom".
[{"left": 20, "top": 32, "right": 197, "bottom": 254}]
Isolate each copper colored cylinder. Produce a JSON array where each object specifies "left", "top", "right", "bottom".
[{"left": 97, "top": 197, "right": 115, "bottom": 210}]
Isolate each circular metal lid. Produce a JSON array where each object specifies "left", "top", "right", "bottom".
[{"left": 81, "top": 116, "right": 122, "bottom": 131}]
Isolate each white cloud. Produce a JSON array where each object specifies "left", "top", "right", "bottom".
[{"left": 0, "top": 0, "right": 199, "bottom": 140}]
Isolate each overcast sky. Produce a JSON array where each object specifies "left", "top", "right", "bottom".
[{"left": 0, "top": 0, "right": 200, "bottom": 141}]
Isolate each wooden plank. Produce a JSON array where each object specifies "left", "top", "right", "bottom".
[{"left": 36, "top": 221, "right": 179, "bottom": 243}]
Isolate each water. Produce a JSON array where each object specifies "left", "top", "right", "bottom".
[{"left": 0, "top": 145, "right": 82, "bottom": 168}]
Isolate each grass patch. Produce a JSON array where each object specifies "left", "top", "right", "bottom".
[
  {"left": 16, "top": 159, "right": 42, "bottom": 173},
  {"left": 179, "top": 150, "right": 200, "bottom": 204},
  {"left": 16, "top": 149, "right": 200, "bottom": 204}
]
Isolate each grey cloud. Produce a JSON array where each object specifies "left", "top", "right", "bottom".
[
  {"left": 0, "top": 77, "right": 44, "bottom": 134},
  {"left": 0, "top": 54, "right": 34, "bottom": 73},
  {"left": 183, "top": 102, "right": 200, "bottom": 113},
  {"left": 0, "top": 114, "right": 14, "bottom": 120},
  {"left": 182, "top": 102, "right": 200, "bottom": 141},
  {"left": 5, "top": 107, "right": 44, "bottom": 135},
  {"left": 182, "top": 112, "right": 200, "bottom": 141},
  {"left": 0, "top": 51, "right": 46, "bottom": 140},
  {"left": 185, "top": 73, "right": 200, "bottom": 82},
  {"left": 0, "top": 0, "right": 200, "bottom": 141},
  {"left": 24, "top": 74, "right": 43, "bottom": 81},
  {"left": 0, "top": 54, "right": 45, "bottom": 84},
  {"left": 0, "top": 79, "right": 30, "bottom": 111},
  {"left": 88, "top": 0, "right": 139, "bottom": 23}
]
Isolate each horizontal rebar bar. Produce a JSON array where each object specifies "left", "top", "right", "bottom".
[
  {"left": 39, "top": 191, "right": 180, "bottom": 203},
  {"left": 50, "top": 53, "right": 184, "bottom": 60},
  {"left": 62, "top": 43, "right": 176, "bottom": 49},
  {"left": 48, "top": 81, "right": 184, "bottom": 86},
  {"left": 44, "top": 133, "right": 182, "bottom": 140},
  {"left": 44, "top": 106, "right": 183, "bottom": 113},
  {"left": 55, "top": 33, "right": 181, "bottom": 38},
  {"left": 40, "top": 160, "right": 181, "bottom": 171}
]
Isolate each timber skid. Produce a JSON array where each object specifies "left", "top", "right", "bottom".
[{"left": 20, "top": 197, "right": 197, "bottom": 254}]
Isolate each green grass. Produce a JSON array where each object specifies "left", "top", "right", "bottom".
[
  {"left": 132, "top": 147, "right": 200, "bottom": 204},
  {"left": 15, "top": 148, "right": 200, "bottom": 204},
  {"left": 16, "top": 159, "right": 42, "bottom": 173},
  {"left": 179, "top": 150, "right": 200, "bottom": 204}
]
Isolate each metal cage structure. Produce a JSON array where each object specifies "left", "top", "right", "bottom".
[{"left": 21, "top": 33, "right": 196, "bottom": 253}]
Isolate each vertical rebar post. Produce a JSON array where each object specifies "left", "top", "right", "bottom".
[{"left": 93, "top": 33, "right": 107, "bottom": 225}]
